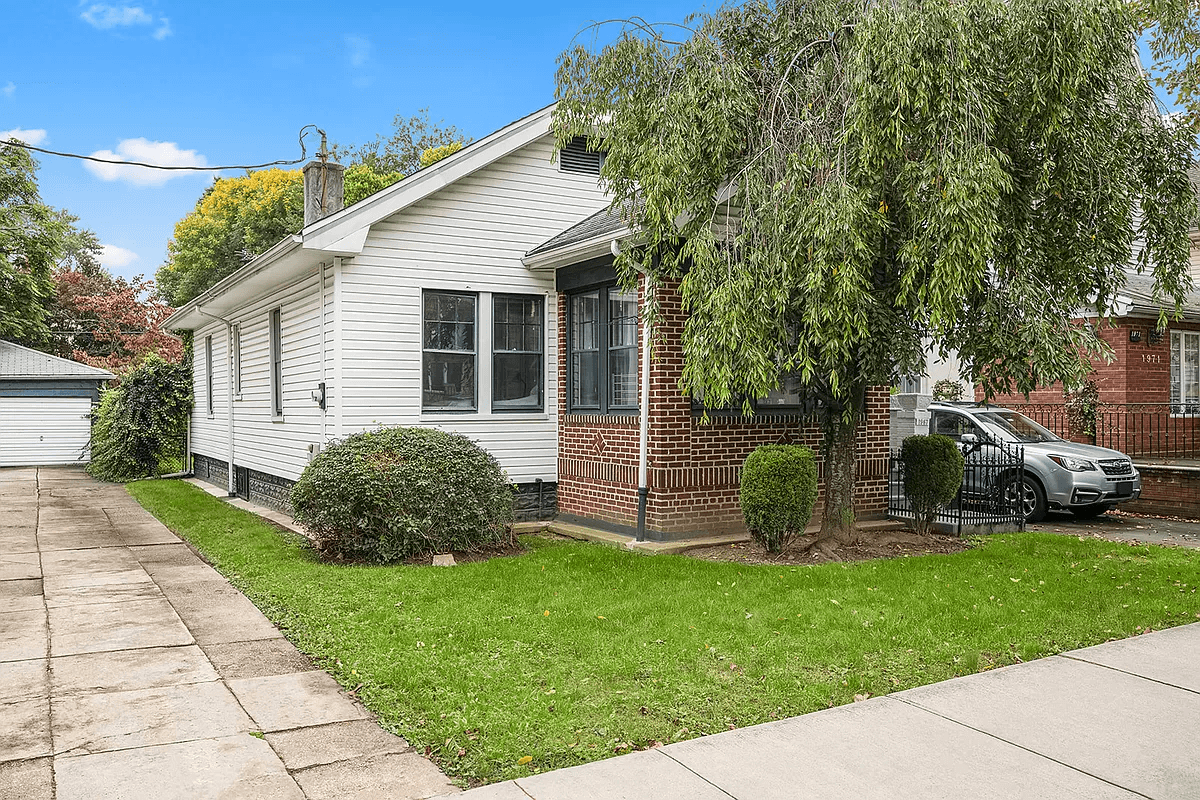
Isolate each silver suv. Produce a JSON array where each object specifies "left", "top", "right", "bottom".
[{"left": 927, "top": 402, "right": 1141, "bottom": 522}]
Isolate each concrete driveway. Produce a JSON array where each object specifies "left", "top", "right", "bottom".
[
  {"left": 1031, "top": 509, "right": 1200, "bottom": 549},
  {"left": 0, "top": 466, "right": 456, "bottom": 800}
]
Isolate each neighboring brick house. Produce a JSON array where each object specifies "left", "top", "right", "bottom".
[{"left": 525, "top": 209, "right": 890, "bottom": 539}]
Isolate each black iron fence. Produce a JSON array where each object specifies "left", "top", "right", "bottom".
[
  {"left": 1007, "top": 403, "right": 1200, "bottom": 461},
  {"left": 888, "top": 441, "right": 1027, "bottom": 534}
]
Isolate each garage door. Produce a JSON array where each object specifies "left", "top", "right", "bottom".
[{"left": 0, "top": 396, "right": 95, "bottom": 466}]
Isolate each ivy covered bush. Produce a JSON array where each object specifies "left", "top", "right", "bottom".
[
  {"left": 900, "top": 434, "right": 965, "bottom": 536},
  {"left": 88, "top": 354, "right": 192, "bottom": 482},
  {"left": 290, "top": 426, "right": 515, "bottom": 563},
  {"left": 739, "top": 445, "right": 818, "bottom": 554}
]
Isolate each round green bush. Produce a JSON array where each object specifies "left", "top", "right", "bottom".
[
  {"left": 739, "top": 445, "right": 818, "bottom": 554},
  {"left": 290, "top": 426, "right": 515, "bottom": 563},
  {"left": 900, "top": 434, "right": 965, "bottom": 535}
]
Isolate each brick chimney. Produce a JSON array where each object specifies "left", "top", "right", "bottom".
[{"left": 303, "top": 159, "right": 345, "bottom": 226}]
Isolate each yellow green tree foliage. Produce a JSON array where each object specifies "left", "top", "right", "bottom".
[
  {"left": 419, "top": 141, "right": 464, "bottom": 169},
  {"left": 158, "top": 165, "right": 402, "bottom": 306}
]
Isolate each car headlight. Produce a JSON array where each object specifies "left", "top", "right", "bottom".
[{"left": 1048, "top": 455, "right": 1097, "bottom": 472}]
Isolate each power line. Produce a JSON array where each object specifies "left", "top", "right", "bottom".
[{"left": 0, "top": 125, "right": 327, "bottom": 172}]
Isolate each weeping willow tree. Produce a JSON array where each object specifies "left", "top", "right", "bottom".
[{"left": 554, "top": 0, "right": 1196, "bottom": 551}]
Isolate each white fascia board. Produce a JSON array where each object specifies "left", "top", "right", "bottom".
[
  {"left": 305, "top": 226, "right": 369, "bottom": 256},
  {"left": 163, "top": 235, "right": 303, "bottom": 329},
  {"left": 522, "top": 228, "right": 635, "bottom": 271},
  {"left": 301, "top": 105, "right": 556, "bottom": 252}
]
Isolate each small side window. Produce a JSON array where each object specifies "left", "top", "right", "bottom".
[
  {"left": 269, "top": 308, "right": 283, "bottom": 417},
  {"left": 204, "top": 335, "right": 213, "bottom": 416},
  {"left": 231, "top": 324, "right": 241, "bottom": 396}
]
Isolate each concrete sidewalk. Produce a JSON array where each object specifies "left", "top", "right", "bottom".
[
  {"left": 456, "top": 623, "right": 1200, "bottom": 799},
  {"left": 0, "top": 466, "right": 457, "bottom": 800}
]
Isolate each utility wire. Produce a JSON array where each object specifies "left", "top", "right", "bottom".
[{"left": 0, "top": 125, "right": 326, "bottom": 172}]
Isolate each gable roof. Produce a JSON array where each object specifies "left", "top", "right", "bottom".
[
  {"left": 0, "top": 340, "right": 115, "bottom": 381},
  {"left": 165, "top": 104, "right": 560, "bottom": 330},
  {"left": 1114, "top": 270, "right": 1200, "bottom": 321}
]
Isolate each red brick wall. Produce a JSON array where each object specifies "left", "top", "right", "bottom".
[
  {"left": 1124, "top": 465, "right": 1200, "bottom": 518},
  {"left": 980, "top": 317, "right": 1200, "bottom": 407},
  {"left": 556, "top": 278, "right": 891, "bottom": 537}
]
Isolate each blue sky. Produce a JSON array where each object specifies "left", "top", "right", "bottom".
[
  {"left": 1, "top": 1, "right": 701, "bottom": 282},
  {"left": 1, "top": 3, "right": 1178, "bottom": 286}
]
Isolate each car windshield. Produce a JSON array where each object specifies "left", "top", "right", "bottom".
[{"left": 974, "top": 410, "right": 1059, "bottom": 443}]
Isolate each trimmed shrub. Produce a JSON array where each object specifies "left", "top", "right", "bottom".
[
  {"left": 290, "top": 426, "right": 515, "bottom": 563},
  {"left": 739, "top": 445, "right": 818, "bottom": 554},
  {"left": 900, "top": 434, "right": 965, "bottom": 536},
  {"left": 88, "top": 354, "right": 192, "bottom": 482}
]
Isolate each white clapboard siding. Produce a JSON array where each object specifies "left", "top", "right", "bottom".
[
  {"left": 189, "top": 322, "right": 229, "bottom": 462},
  {"left": 337, "top": 134, "right": 608, "bottom": 482},
  {"left": 189, "top": 271, "right": 328, "bottom": 482},
  {"left": 0, "top": 397, "right": 95, "bottom": 466}
]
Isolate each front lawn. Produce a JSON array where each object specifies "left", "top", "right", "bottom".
[{"left": 129, "top": 479, "right": 1200, "bottom": 786}]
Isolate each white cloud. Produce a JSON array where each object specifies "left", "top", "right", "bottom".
[
  {"left": 98, "top": 244, "right": 138, "bottom": 268},
  {"left": 85, "top": 138, "right": 208, "bottom": 186},
  {"left": 81, "top": 4, "right": 153, "bottom": 29},
  {"left": 2, "top": 82, "right": 14, "bottom": 98},
  {"left": 153, "top": 17, "right": 172, "bottom": 39},
  {"left": 344, "top": 35, "right": 371, "bottom": 68},
  {"left": 0, "top": 128, "right": 47, "bottom": 145}
]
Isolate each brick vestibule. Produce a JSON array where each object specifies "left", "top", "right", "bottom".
[{"left": 555, "top": 277, "right": 891, "bottom": 539}]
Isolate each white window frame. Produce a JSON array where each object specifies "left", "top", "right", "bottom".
[
  {"left": 231, "top": 323, "right": 242, "bottom": 398},
  {"left": 1170, "top": 330, "right": 1200, "bottom": 416},
  {"left": 204, "top": 334, "right": 214, "bottom": 418},
  {"left": 421, "top": 290, "right": 479, "bottom": 413},
  {"left": 492, "top": 293, "right": 544, "bottom": 413},
  {"left": 269, "top": 308, "right": 283, "bottom": 420}
]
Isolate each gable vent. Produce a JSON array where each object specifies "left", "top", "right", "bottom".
[{"left": 560, "top": 136, "right": 605, "bottom": 176}]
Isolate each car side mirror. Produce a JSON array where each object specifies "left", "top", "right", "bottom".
[{"left": 960, "top": 433, "right": 978, "bottom": 445}]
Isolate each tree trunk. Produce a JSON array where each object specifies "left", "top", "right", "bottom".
[{"left": 818, "top": 408, "right": 860, "bottom": 548}]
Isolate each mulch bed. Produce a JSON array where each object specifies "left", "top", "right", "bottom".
[{"left": 685, "top": 532, "right": 972, "bottom": 565}]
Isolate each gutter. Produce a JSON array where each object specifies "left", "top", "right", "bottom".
[
  {"left": 194, "top": 306, "right": 236, "bottom": 498},
  {"left": 164, "top": 235, "right": 303, "bottom": 329}
]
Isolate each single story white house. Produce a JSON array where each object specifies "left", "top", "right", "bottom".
[
  {"left": 164, "top": 104, "right": 611, "bottom": 515},
  {"left": 165, "top": 103, "right": 893, "bottom": 535},
  {"left": 0, "top": 340, "right": 114, "bottom": 467}
]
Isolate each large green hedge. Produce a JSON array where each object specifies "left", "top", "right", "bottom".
[
  {"left": 739, "top": 444, "right": 818, "bottom": 553},
  {"left": 88, "top": 354, "right": 191, "bottom": 482},
  {"left": 900, "top": 434, "right": 965, "bottom": 536},
  {"left": 290, "top": 426, "right": 515, "bottom": 563}
]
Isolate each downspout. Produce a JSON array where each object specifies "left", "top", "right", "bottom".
[
  {"left": 196, "top": 306, "right": 236, "bottom": 497},
  {"left": 632, "top": 250, "right": 653, "bottom": 542},
  {"left": 319, "top": 261, "right": 327, "bottom": 444}
]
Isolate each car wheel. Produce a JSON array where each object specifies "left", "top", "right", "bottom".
[
  {"left": 1002, "top": 475, "right": 1047, "bottom": 523},
  {"left": 1071, "top": 503, "right": 1112, "bottom": 519}
]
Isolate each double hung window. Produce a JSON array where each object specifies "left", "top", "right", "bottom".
[
  {"left": 492, "top": 295, "right": 543, "bottom": 411},
  {"left": 231, "top": 324, "right": 241, "bottom": 396},
  {"left": 568, "top": 285, "right": 639, "bottom": 413},
  {"left": 269, "top": 308, "right": 283, "bottom": 417},
  {"left": 204, "top": 335, "right": 213, "bottom": 416},
  {"left": 1171, "top": 331, "right": 1200, "bottom": 415},
  {"left": 423, "top": 292, "right": 477, "bottom": 411}
]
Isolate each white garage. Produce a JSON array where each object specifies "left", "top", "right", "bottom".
[{"left": 0, "top": 341, "right": 114, "bottom": 467}]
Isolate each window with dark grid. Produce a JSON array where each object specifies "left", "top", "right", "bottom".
[
  {"left": 423, "top": 291, "right": 477, "bottom": 411},
  {"left": 493, "top": 295, "right": 543, "bottom": 412},
  {"left": 568, "top": 285, "right": 638, "bottom": 414}
]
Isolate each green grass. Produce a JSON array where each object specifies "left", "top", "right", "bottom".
[{"left": 129, "top": 479, "right": 1200, "bottom": 786}]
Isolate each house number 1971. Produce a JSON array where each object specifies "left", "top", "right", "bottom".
[{"left": 1142, "top": 354, "right": 1163, "bottom": 364}]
